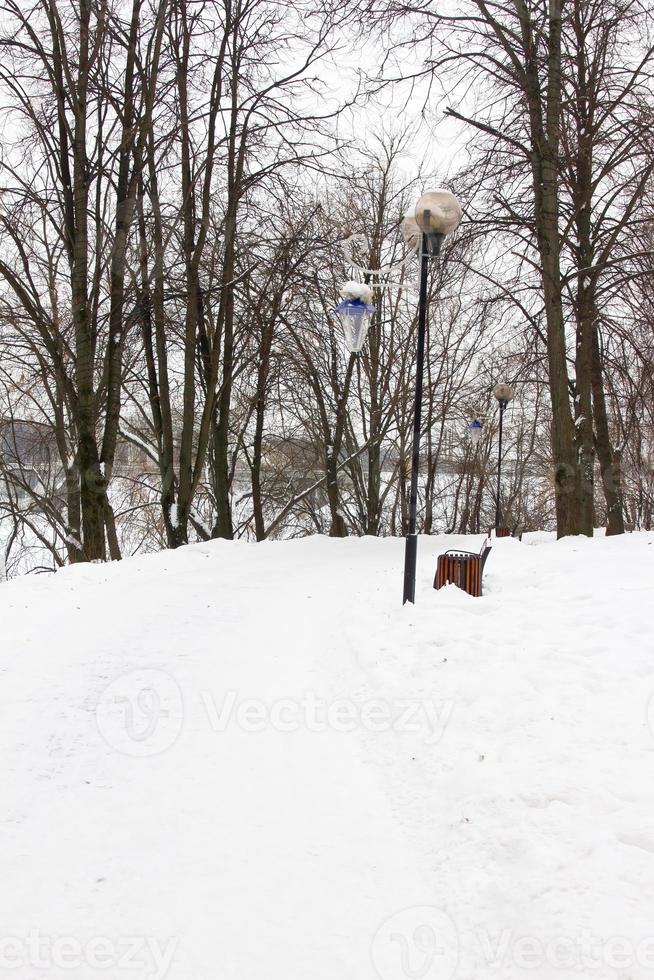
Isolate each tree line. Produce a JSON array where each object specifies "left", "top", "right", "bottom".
[{"left": 0, "top": 0, "right": 652, "bottom": 575}]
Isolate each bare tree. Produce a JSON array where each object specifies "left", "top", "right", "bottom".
[
  {"left": 0, "top": 0, "right": 166, "bottom": 560},
  {"left": 367, "top": 0, "right": 654, "bottom": 537}
]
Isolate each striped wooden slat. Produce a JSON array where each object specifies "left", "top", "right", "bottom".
[{"left": 434, "top": 552, "right": 483, "bottom": 597}]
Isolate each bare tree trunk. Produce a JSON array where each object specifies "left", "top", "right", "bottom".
[
  {"left": 523, "top": 0, "right": 581, "bottom": 537},
  {"left": 71, "top": 2, "right": 106, "bottom": 560},
  {"left": 592, "top": 327, "right": 625, "bottom": 535},
  {"left": 251, "top": 319, "right": 274, "bottom": 541}
]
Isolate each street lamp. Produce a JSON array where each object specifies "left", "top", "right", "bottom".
[
  {"left": 468, "top": 418, "right": 483, "bottom": 447},
  {"left": 493, "top": 383, "right": 514, "bottom": 532},
  {"left": 402, "top": 189, "right": 462, "bottom": 605},
  {"left": 334, "top": 281, "right": 376, "bottom": 354}
]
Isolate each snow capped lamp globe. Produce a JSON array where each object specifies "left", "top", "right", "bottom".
[
  {"left": 493, "top": 382, "right": 515, "bottom": 408},
  {"left": 334, "top": 281, "right": 376, "bottom": 354},
  {"left": 400, "top": 214, "right": 421, "bottom": 250},
  {"left": 468, "top": 418, "right": 483, "bottom": 446},
  {"left": 414, "top": 189, "right": 463, "bottom": 255}
]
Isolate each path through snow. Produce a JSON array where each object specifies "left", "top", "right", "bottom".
[{"left": 1, "top": 532, "right": 654, "bottom": 979}]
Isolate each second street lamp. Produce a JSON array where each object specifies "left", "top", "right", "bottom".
[
  {"left": 468, "top": 418, "right": 483, "bottom": 447},
  {"left": 402, "top": 189, "right": 462, "bottom": 605},
  {"left": 493, "top": 383, "right": 514, "bottom": 532},
  {"left": 334, "top": 281, "right": 376, "bottom": 354}
]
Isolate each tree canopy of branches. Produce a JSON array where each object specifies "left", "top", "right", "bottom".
[
  {"left": 368, "top": 0, "right": 654, "bottom": 537},
  {"left": 0, "top": 0, "right": 652, "bottom": 576}
]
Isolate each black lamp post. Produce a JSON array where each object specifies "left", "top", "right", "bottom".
[
  {"left": 493, "top": 383, "right": 514, "bottom": 531},
  {"left": 401, "top": 190, "right": 462, "bottom": 605}
]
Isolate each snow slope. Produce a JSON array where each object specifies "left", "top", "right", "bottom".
[{"left": 1, "top": 532, "right": 654, "bottom": 979}]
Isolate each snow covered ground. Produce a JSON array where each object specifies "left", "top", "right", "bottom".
[{"left": 1, "top": 531, "right": 654, "bottom": 979}]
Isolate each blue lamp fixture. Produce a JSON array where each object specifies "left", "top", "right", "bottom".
[
  {"left": 334, "top": 282, "right": 376, "bottom": 354},
  {"left": 469, "top": 418, "right": 483, "bottom": 446}
]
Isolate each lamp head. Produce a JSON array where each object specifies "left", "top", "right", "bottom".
[
  {"left": 468, "top": 419, "right": 483, "bottom": 446},
  {"left": 493, "top": 383, "right": 514, "bottom": 407},
  {"left": 400, "top": 214, "right": 421, "bottom": 250},
  {"left": 334, "top": 281, "right": 375, "bottom": 354},
  {"left": 415, "top": 189, "right": 462, "bottom": 236}
]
